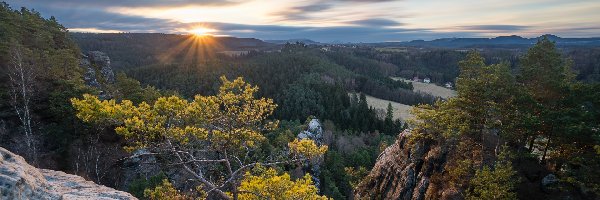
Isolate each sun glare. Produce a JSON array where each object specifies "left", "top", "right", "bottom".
[
  {"left": 157, "top": 26, "right": 224, "bottom": 64},
  {"left": 190, "top": 27, "right": 215, "bottom": 36}
]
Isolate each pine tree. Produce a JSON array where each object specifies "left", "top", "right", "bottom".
[
  {"left": 72, "top": 76, "right": 327, "bottom": 199},
  {"left": 519, "top": 36, "right": 575, "bottom": 161},
  {"left": 384, "top": 102, "right": 394, "bottom": 134}
]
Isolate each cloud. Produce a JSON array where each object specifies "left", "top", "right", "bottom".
[
  {"left": 42, "top": 8, "right": 180, "bottom": 32},
  {"left": 350, "top": 18, "right": 403, "bottom": 27},
  {"left": 4, "top": 0, "right": 598, "bottom": 42},
  {"left": 270, "top": 2, "right": 334, "bottom": 21},
  {"left": 8, "top": 0, "right": 238, "bottom": 8},
  {"left": 1, "top": 0, "right": 475, "bottom": 42},
  {"left": 192, "top": 22, "right": 449, "bottom": 42},
  {"left": 457, "top": 25, "right": 532, "bottom": 32},
  {"left": 567, "top": 26, "right": 600, "bottom": 31},
  {"left": 293, "top": 4, "right": 332, "bottom": 12},
  {"left": 337, "top": 0, "right": 398, "bottom": 2}
]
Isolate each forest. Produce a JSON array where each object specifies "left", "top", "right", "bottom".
[{"left": 0, "top": 2, "right": 599, "bottom": 200}]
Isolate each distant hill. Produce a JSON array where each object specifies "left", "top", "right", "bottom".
[
  {"left": 372, "top": 34, "right": 600, "bottom": 48},
  {"left": 72, "top": 33, "right": 275, "bottom": 51},
  {"left": 265, "top": 38, "right": 321, "bottom": 45},
  {"left": 71, "top": 33, "right": 276, "bottom": 68}
]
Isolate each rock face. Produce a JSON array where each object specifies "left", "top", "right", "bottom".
[
  {"left": 0, "top": 147, "right": 136, "bottom": 200},
  {"left": 298, "top": 119, "right": 324, "bottom": 145},
  {"left": 80, "top": 51, "right": 115, "bottom": 99},
  {"left": 355, "top": 130, "right": 446, "bottom": 200},
  {"left": 120, "top": 149, "right": 161, "bottom": 191},
  {"left": 355, "top": 130, "right": 586, "bottom": 200}
]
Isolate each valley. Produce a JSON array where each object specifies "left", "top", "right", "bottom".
[{"left": 1, "top": 1, "right": 599, "bottom": 200}]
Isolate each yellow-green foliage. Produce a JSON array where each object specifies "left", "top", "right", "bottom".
[
  {"left": 71, "top": 76, "right": 327, "bottom": 199},
  {"left": 345, "top": 166, "right": 369, "bottom": 188},
  {"left": 288, "top": 138, "right": 328, "bottom": 158},
  {"left": 144, "top": 179, "right": 196, "bottom": 200},
  {"left": 466, "top": 150, "right": 518, "bottom": 200},
  {"left": 238, "top": 166, "right": 329, "bottom": 200},
  {"left": 71, "top": 76, "right": 279, "bottom": 152}
]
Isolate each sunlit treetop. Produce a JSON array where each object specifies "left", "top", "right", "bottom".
[{"left": 71, "top": 76, "right": 328, "bottom": 199}]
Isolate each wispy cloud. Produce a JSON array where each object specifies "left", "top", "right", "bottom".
[
  {"left": 350, "top": 18, "right": 403, "bottom": 27},
  {"left": 4, "top": 0, "right": 600, "bottom": 42},
  {"left": 11, "top": 0, "right": 238, "bottom": 8},
  {"left": 456, "top": 25, "right": 532, "bottom": 32}
]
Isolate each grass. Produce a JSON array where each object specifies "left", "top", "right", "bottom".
[{"left": 390, "top": 77, "right": 457, "bottom": 99}]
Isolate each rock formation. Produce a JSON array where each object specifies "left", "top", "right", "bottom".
[
  {"left": 298, "top": 119, "right": 324, "bottom": 146},
  {"left": 0, "top": 147, "right": 136, "bottom": 200},
  {"left": 80, "top": 51, "right": 115, "bottom": 99},
  {"left": 297, "top": 119, "right": 325, "bottom": 190},
  {"left": 355, "top": 130, "right": 447, "bottom": 200},
  {"left": 355, "top": 129, "right": 574, "bottom": 200}
]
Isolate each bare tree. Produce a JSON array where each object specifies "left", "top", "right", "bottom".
[
  {"left": 7, "top": 43, "right": 37, "bottom": 164},
  {"left": 73, "top": 127, "right": 112, "bottom": 184}
]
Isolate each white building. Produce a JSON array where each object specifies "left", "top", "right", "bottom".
[{"left": 445, "top": 82, "right": 453, "bottom": 88}]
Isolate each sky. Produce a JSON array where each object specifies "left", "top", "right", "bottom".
[{"left": 5, "top": 0, "right": 600, "bottom": 42}]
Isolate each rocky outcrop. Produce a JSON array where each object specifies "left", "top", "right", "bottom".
[
  {"left": 0, "top": 147, "right": 136, "bottom": 200},
  {"left": 297, "top": 119, "right": 325, "bottom": 190},
  {"left": 298, "top": 119, "right": 324, "bottom": 145},
  {"left": 80, "top": 51, "right": 115, "bottom": 99},
  {"left": 355, "top": 130, "right": 447, "bottom": 200},
  {"left": 355, "top": 130, "right": 589, "bottom": 200}
]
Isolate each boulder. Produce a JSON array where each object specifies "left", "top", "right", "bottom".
[{"left": 0, "top": 147, "right": 136, "bottom": 200}]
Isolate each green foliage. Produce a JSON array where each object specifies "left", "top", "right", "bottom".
[
  {"left": 238, "top": 165, "right": 328, "bottom": 200},
  {"left": 276, "top": 81, "right": 325, "bottom": 120},
  {"left": 412, "top": 51, "right": 526, "bottom": 143},
  {"left": 466, "top": 149, "right": 519, "bottom": 200},
  {"left": 318, "top": 132, "right": 394, "bottom": 199},
  {"left": 72, "top": 76, "right": 280, "bottom": 151},
  {"left": 320, "top": 170, "right": 346, "bottom": 200},
  {"left": 113, "top": 72, "right": 161, "bottom": 104},
  {"left": 72, "top": 76, "right": 327, "bottom": 198},
  {"left": 412, "top": 40, "right": 600, "bottom": 198},
  {"left": 0, "top": 2, "right": 92, "bottom": 169},
  {"left": 345, "top": 166, "right": 369, "bottom": 188},
  {"left": 518, "top": 39, "right": 600, "bottom": 195},
  {"left": 128, "top": 173, "right": 168, "bottom": 199},
  {"left": 144, "top": 179, "right": 196, "bottom": 200},
  {"left": 320, "top": 151, "right": 350, "bottom": 199}
]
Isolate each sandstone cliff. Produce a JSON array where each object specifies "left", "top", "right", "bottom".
[
  {"left": 354, "top": 129, "right": 582, "bottom": 200},
  {"left": 80, "top": 51, "right": 115, "bottom": 99},
  {"left": 355, "top": 130, "right": 448, "bottom": 200},
  {"left": 0, "top": 147, "right": 136, "bottom": 200}
]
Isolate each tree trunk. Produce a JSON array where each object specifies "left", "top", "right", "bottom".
[
  {"left": 7, "top": 43, "right": 37, "bottom": 164},
  {"left": 541, "top": 136, "right": 551, "bottom": 163}
]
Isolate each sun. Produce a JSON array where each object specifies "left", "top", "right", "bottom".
[{"left": 190, "top": 27, "right": 215, "bottom": 36}]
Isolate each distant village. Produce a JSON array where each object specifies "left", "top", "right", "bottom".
[{"left": 412, "top": 76, "right": 454, "bottom": 89}]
